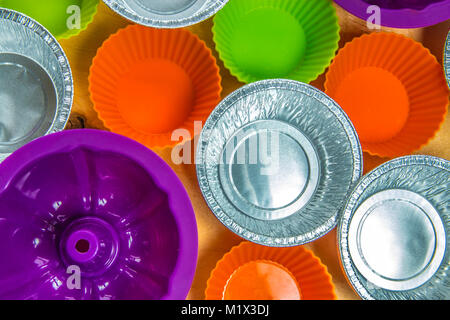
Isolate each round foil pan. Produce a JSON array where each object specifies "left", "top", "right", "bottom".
[
  {"left": 0, "top": 8, "right": 73, "bottom": 163},
  {"left": 102, "top": 0, "right": 229, "bottom": 28},
  {"left": 339, "top": 155, "right": 450, "bottom": 300},
  {"left": 445, "top": 30, "right": 450, "bottom": 88},
  {"left": 196, "top": 79, "right": 363, "bottom": 246}
]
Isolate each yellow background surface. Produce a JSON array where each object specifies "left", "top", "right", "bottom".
[{"left": 59, "top": 2, "right": 450, "bottom": 300}]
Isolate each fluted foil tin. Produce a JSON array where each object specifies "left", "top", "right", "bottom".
[
  {"left": 445, "top": 30, "right": 450, "bottom": 88},
  {"left": 339, "top": 155, "right": 450, "bottom": 300},
  {"left": 196, "top": 79, "right": 363, "bottom": 247},
  {"left": 0, "top": 9, "right": 73, "bottom": 163},
  {"left": 102, "top": 0, "right": 229, "bottom": 28}
]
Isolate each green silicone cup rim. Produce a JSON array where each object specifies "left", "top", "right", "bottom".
[
  {"left": 58, "top": 0, "right": 99, "bottom": 40},
  {"left": 212, "top": 0, "right": 340, "bottom": 84},
  {"left": 0, "top": 0, "right": 99, "bottom": 40}
]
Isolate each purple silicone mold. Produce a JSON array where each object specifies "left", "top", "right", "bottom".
[
  {"left": 0, "top": 129, "right": 198, "bottom": 300},
  {"left": 334, "top": 0, "right": 450, "bottom": 28}
]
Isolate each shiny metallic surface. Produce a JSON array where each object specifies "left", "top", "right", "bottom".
[
  {"left": 339, "top": 155, "right": 450, "bottom": 300},
  {"left": 0, "top": 9, "right": 73, "bottom": 163},
  {"left": 445, "top": 30, "right": 450, "bottom": 88},
  {"left": 102, "top": 0, "right": 229, "bottom": 28},
  {"left": 197, "top": 79, "right": 363, "bottom": 246}
]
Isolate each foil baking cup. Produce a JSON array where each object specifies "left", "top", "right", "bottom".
[
  {"left": 445, "top": 30, "right": 450, "bottom": 89},
  {"left": 102, "top": 0, "right": 229, "bottom": 28},
  {"left": 339, "top": 155, "right": 450, "bottom": 300},
  {"left": 196, "top": 79, "right": 363, "bottom": 247},
  {"left": 0, "top": 9, "right": 73, "bottom": 163}
]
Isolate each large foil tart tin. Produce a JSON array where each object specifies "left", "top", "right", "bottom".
[
  {"left": 0, "top": 9, "right": 73, "bottom": 163},
  {"left": 339, "top": 155, "right": 449, "bottom": 300},
  {"left": 445, "top": 30, "right": 450, "bottom": 88},
  {"left": 102, "top": 0, "right": 229, "bottom": 28},
  {"left": 196, "top": 79, "right": 363, "bottom": 247}
]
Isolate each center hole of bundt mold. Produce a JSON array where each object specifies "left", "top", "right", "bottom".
[
  {"left": 134, "top": 0, "right": 197, "bottom": 14},
  {"left": 223, "top": 261, "right": 301, "bottom": 300},
  {"left": 334, "top": 67, "right": 409, "bottom": 144},
  {"left": 362, "top": 0, "right": 444, "bottom": 10},
  {"left": 230, "top": 8, "right": 306, "bottom": 80},
  {"left": 1, "top": 0, "right": 81, "bottom": 36},
  {"left": 116, "top": 59, "right": 194, "bottom": 134},
  {"left": 0, "top": 53, "right": 56, "bottom": 151},
  {"left": 61, "top": 217, "right": 119, "bottom": 274},
  {"left": 75, "top": 239, "right": 90, "bottom": 254}
]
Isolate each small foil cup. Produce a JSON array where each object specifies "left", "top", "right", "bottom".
[
  {"left": 339, "top": 155, "right": 450, "bottom": 300},
  {"left": 0, "top": 9, "right": 73, "bottom": 162},
  {"left": 445, "top": 30, "right": 450, "bottom": 89},
  {"left": 196, "top": 79, "right": 363, "bottom": 246},
  {"left": 102, "top": 0, "right": 229, "bottom": 28}
]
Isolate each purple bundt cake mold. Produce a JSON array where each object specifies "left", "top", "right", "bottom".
[{"left": 0, "top": 129, "right": 198, "bottom": 300}]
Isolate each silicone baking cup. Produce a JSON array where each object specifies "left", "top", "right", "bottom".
[
  {"left": 0, "top": 130, "right": 198, "bottom": 300},
  {"left": 325, "top": 32, "right": 449, "bottom": 158},
  {"left": 212, "top": 0, "right": 340, "bottom": 84},
  {"left": 206, "top": 242, "right": 336, "bottom": 300},
  {"left": 89, "top": 25, "right": 221, "bottom": 149},
  {"left": 0, "top": 0, "right": 99, "bottom": 39},
  {"left": 334, "top": 0, "right": 450, "bottom": 28}
]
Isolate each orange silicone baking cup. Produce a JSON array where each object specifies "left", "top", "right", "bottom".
[
  {"left": 325, "top": 32, "right": 449, "bottom": 158},
  {"left": 205, "top": 242, "right": 337, "bottom": 300},
  {"left": 89, "top": 25, "right": 222, "bottom": 149}
]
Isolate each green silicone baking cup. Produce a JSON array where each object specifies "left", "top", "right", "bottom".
[
  {"left": 0, "top": 0, "right": 99, "bottom": 39},
  {"left": 212, "top": 0, "right": 340, "bottom": 84}
]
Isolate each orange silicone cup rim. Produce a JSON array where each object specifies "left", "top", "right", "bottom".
[
  {"left": 88, "top": 24, "right": 222, "bottom": 149},
  {"left": 324, "top": 32, "right": 449, "bottom": 158},
  {"left": 205, "top": 241, "right": 337, "bottom": 300}
]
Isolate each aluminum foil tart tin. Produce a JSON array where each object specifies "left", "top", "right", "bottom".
[
  {"left": 0, "top": 8, "right": 73, "bottom": 163},
  {"left": 445, "top": 30, "right": 450, "bottom": 88},
  {"left": 102, "top": 0, "right": 229, "bottom": 28},
  {"left": 339, "top": 155, "right": 450, "bottom": 300},
  {"left": 196, "top": 79, "right": 363, "bottom": 246}
]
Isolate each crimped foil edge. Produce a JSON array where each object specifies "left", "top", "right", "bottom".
[
  {"left": 196, "top": 79, "right": 363, "bottom": 247},
  {"left": 102, "top": 0, "right": 229, "bottom": 28},
  {"left": 338, "top": 155, "right": 450, "bottom": 300},
  {"left": 0, "top": 8, "right": 73, "bottom": 163}
]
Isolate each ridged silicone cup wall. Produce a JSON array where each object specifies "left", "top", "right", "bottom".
[
  {"left": 206, "top": 242, "right": 337, "bottom": 300},
  {"left": 0, "top": 0, "right": 99, "bottom": 39},
  {"left": 89, "top": 25, "right": 222, "bottom": 149},
  {"left": 213, "top": 0, "right": 340, "bottom": 84},
  {"left": 325, "top": 32, "right": 449, "bottom": 158}
]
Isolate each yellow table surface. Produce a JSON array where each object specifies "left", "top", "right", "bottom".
[{"left": 59, "top": 2, "right": 450, "bottom": 300}]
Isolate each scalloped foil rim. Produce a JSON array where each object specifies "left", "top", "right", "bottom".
[
  {"left": 102, "top": 0, "right": 229, "bottom": 28},
  {"left": 0, "top": 8, "right": 73, "bottom": 163},
  {"left": 338, "top": 155, "right": 450, "bottom": 300},
  {"left": 196, "top": 79, "right": 363, "bottom": 247}
]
